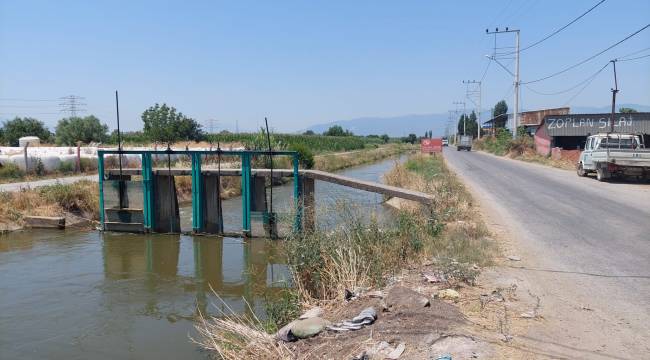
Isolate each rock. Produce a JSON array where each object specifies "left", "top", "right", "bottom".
[
  {"left": 437, "top": 289, "right": 460, "bottom": 300},
  {"left": 507, "top": 255, "right": 521, "bottom": 261},
  {"left": 384, "top": 286, "right": 430, "bottom": 311},
  {"left": 290, "top": 317, "right": 330, "bottom": 339},
  {"left": 424, "top": 333, "right": 443, "bottom": 346},
  {"left": 387, "top": 343, "right": 406, "bottom": 359},
  {"left": 366, "top": 290, "right": 384, "bottom": 299},
  {"left": 276, "top": 320, "right": 298, "bottom": 342},
  {"left": 299, "top": 306, "right": 323, "bottom": 319},
  {"left": 422, "top": 272, "right": 441, "bottom": 283},
  {"left": 520, "top": 311, "right": 535, "bottom": 319}
]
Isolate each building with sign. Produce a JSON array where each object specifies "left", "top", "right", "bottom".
[
  {"left": 534, "top": 112, "right": 650, "bottom": 156},
  {"left": 482, "top": 107, "right": 570, "bottom": 136}
]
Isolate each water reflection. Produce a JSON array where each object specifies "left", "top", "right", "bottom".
[{"left": 101, "top": 233, "right": 289, "bottom": 321}]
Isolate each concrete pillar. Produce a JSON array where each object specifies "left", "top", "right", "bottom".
[
  {"left": 202, "top": 174, "right": 224, "bottom": 234},
  {"left": 250, "top": 175, "right": 267, "bottom": 212},
  {"left": 301, "top": 176, "right": 315, "bottom": 232},
  {"left": 153, "top": 174, "right": 181, "bottom": 233}
]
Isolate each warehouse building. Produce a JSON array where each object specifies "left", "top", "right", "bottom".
[{"left": 534, "top": 112, "right": 650, "bottom": 156}]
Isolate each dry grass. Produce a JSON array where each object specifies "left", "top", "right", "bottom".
[
  {"left": 0, "top": 180, "right": 99, "bottom": 228},
  {"left": 192, "top": 291, "right": 296, "bottom": 360}
]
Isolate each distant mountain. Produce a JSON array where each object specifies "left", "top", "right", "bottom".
[
  {"left": 305, "top": 104, "right": 649, "bottom": 137},
  {"left": 570, "top": 103, "right": 650, "bottom": 114},
  {"left": 305, "top": 113, "right": 452, "bottom": 137}
]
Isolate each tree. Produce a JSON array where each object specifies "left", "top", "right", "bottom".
[
  {"left": 380, "top": 134, "right": 390, "bottom": 143},
  {"left": 402, "top": 133, "right": 417, "bottom": 144},
  {"left": 323, "top": 125, "right": 353, "bottom": 136},
  {"left": 2, "top": 117, "right": 52, "bottom": 146},
  {"left": 457, "top": 111, "right": 478, "bottom": 138},
  {"left": 493, "top": 100, "right": 508, "bottom": 118},
  {"left": 55, "top": 115, "right": 108, "bottom": 145},
  {"left": 142, "top": 103, "right": 204, "bottom": 144},
  {"left": 619, "top": 107, "right": 637, "bottom": 113},
  {"left": 302, "top": 130, "right": 315, "bottom": 135}
]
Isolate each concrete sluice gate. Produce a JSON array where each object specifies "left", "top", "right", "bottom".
[{"left": 99, "top": 149, "right": 303, "bottom": 238}]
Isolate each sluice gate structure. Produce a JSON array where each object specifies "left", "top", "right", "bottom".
[{"left": 98, "top": 149, "right": 434, "bottom": 237}]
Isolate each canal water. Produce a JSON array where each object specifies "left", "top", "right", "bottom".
[{"left": 0, "top": 156, "right": 404, "bottom": 360}]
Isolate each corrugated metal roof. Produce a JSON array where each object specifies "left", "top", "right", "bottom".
[{"left": 543, "top": 113, "right": 650, "bottom": 136}]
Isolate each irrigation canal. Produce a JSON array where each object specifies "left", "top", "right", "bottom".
[{"left": 0, "top": 156, "right": 406, "bottom": 360}]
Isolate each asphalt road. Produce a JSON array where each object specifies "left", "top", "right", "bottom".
[{"left": 444, "top": 148, "right": 650, "bottom": 359}]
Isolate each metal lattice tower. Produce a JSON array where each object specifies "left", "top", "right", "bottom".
[{"left": 59, "top": 95, "right": 87, "bottom": 117}]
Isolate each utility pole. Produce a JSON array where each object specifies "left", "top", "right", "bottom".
[
  {"left": 59, "top": 95, "right": 86, "bottom": 117},
  {"left": 462, "top": 80, "right": 482, "bottom": 139},
  {"left": 486, "top": 27, "right": 520, "bottom": 139},
  {"left": 609, "top": 60, "right": 619, "bottom": 133},
  {"left": 453, "top": 101, "right": 467, "bottom": 136}
]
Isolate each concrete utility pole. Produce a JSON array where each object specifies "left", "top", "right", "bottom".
[
  {"left": 453, "top": 101, "right": 467, "bottom": 136},
  {"left": 486, "top": 27, "right": 520, "bottom": 139},
  {"left": 609, "top": 60, "right": 619, "bottom": 133},
  {"left": 462, "top": 80, "right": 482, "bottom": 139}
]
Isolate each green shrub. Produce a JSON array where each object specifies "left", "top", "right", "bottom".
[
  {"left": 58, "top": 161, "right": 76, "bottom": 174},
  {"left": 79, "top": 158, "right": 98, "bottom": 172},
  {"left": 289, "top": 143, "right": 314, "bottom": 169},
  {"left": 0, "top": 163, "right": 24, "bottom": 180},
  {"left": 263, "top": 288, "right": 301, "bottom": 333}
]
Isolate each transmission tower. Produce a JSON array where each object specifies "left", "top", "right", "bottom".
[
  {"left": 462, "top": 80, "right": 482, "bottom": 139},
  {"left": 204, "top": 118, "right": 219, "bottom": 133},
  {"left": 59, "top": 95, "right": 87, "bottom": 117}
]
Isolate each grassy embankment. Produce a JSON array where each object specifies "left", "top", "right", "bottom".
[
  {"left": 473, "top": 129, "right": 575, "bottom": 170},
  {"left": 194, "top": 154, "right": 495, "bottom": 359},
  {"left": 0, "top": 180, "right": 98, "bottom": 232}
]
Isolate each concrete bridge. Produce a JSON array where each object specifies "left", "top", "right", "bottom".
[{"left": 99, "top": 149, "right": 433, "bottom": 237}]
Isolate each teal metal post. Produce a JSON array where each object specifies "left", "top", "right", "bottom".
[
  {"left": 191, "top": 153, "right": 203, "bottom": 232},
  {"left": 241, "top": 153, "right": 251, "bottom": 235},
  {"left": 293, "top": 154, "right": 302, "bottom": 232},
  {"left": 141, "top": 152, "right": 154, "bottom": 231},
  {"left": 98, "top": 151, "right": 105, "bottom": 230}
]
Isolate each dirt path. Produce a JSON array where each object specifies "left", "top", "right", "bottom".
[
  {"left": 445, "top": 147, "right": 650, "bottom": 359},
  {"left": 0, "top": 174, "right": 97, "bottom": 192}
]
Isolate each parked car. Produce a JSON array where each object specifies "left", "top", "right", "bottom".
[
  {"left": 457, "top": 135, "right": 472, "bottom": 151},
  {"left": 577, "top": 133, "right": 650, "bottom": 181},
  {"left": 442, "top": 138, "right": 449, "bottom": 147}
]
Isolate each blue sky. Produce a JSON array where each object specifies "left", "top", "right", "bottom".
[{"left": 1, "top": 0, "right": 649, "bottom": 132}]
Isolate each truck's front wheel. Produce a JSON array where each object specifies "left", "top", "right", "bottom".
[{"left": 577, "top": 163, "right": 587, "bottom": 177}]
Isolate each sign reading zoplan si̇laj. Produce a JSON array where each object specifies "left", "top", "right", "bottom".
[{"left": 544, "top": 113, "right": 650, "bottom": 137}]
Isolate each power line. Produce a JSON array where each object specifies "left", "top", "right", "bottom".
[
  {"left": 524, "top": 62, "right": 609, "bottom": 96},
  {"left": 0, "top": 98, "right": 58, "bottom": 102},
  {"left": 480, "top": 58, "right": 492, "bottom": 82},
  {"left": 503, "top": 0, "right": 607, "bottom": 56},
  {"left": 618, "top": 53, "right": 650, "bottom": 62},
  {"left": 616, "top": 46, "right": 650, "bottom": 59},
  {"left": 522, "top": 23, "right": 650, "bottom": 84}
]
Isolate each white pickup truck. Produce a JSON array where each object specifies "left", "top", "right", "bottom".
[{"left": 577, "top": 133, "right": 650, "bottom": 181}]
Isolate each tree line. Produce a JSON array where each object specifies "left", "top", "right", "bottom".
[{"left": 0, "top": 103, "right": 205, "bottom": 146}]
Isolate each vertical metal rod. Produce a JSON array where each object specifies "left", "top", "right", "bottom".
[
  {"left": 115, "top": 91, "right": 126, "bottom": 209},
  {"left": 264, "top": 117, "right": 274, "bottom": 226},
  {"left": 98, "top": 151, "right": 105, "bottom": 229}
]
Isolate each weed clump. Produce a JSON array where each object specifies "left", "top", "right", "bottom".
[{"left": 0, "top": 163, "right": 24, "bottom": 180}]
